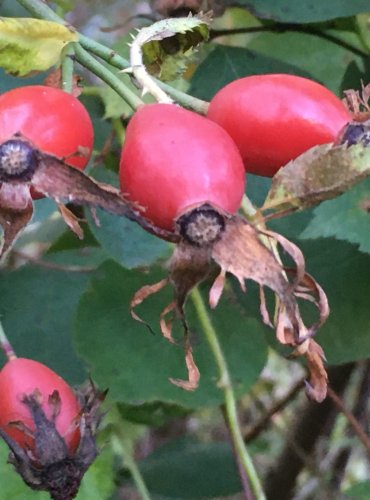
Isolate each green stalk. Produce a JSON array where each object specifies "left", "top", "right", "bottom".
[
  {"left": 16, "top": 0, "right": 209, "bottom": 113},
  {"left": 113, "top": 434, "right": 152, "bottom": 500},
  {"left": 191, "top": 288, "right": 266, "bottom": 500},
  {"left": 73, "top": 44, "right": 143, "bottom": 111},
  {"left": 61, "top": 42, "right": 75, "bottom": 93},
  {"left": 0, "top": 321, "right": 17, "bottom": 361}
]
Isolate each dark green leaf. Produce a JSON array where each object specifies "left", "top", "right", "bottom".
[
  {"left": 86, "top": 208, "right": 171, "bottom": 269},
  {"left": 301, "top": 177, "right": 370, "bottom": 254},
  {"left": 303, "top": 238, "right": 370, "bottom": 365},
  {"left": 74, "top": 261, "right": 268, "bottom": 408},
  {"left": 0, "top": 265, "right": 88, "bottom": 384},
  {"left": 139, "top": 438, "right": 242, "bottom": 498},
  {"left": 189, "top": 44, "right": 312, "bottom": 100},
  {"left": 248, "top": 30, "right": 365, "bottom": 94},
  {"left": 237, "top": 0, "right": 370, "bottom": 23},
  {"left": 344, "top": 481, "right": 370, "bottom": 498},
  {"left": 117, "top": 401, "right": 191, "bottom": 426},
  {"left": 86, "top": 168, "right": 171, "bottom": 269}
]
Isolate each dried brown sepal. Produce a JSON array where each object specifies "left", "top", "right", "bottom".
[
  {"left": 130, "top": 278, "right": 169, "bottom": 335},
  {"left": 57, "top": 203, "right": 84, "bottom": 240},
  {"left": 0, "top": 184, "right": 33, "bottom": 258},
  {"left": 44, "top": 67, "right": 82, "bottom": 98},
  {"left": 211, "top": 217, "right": 293, "bottom": 306},
  {"left": 0, "top": 383, "right": 105, "bottom": 500},
  {"left": 32, "top": 149, "right": 179, "bottom": 242},
  {"left": 291, "top": 339, "right": 328, "bottom": 402},
  {"left": 342, "top": 83, "right": 370, "bottom": 121},
  {"left": 130, "top": 206, "right": 329, "bottom": 401},
  {"left": 169, "top": 331, "right": 200, "bottom": 390}
]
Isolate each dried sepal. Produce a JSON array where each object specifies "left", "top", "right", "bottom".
[
  {"left": 130, "top": 278, "right": 169, "bottom": 335},
  {"left": 169, "top": 330, "right": 200, "bottom": 390},
  {"left": 129, "top": 204, "right": 329, "bottom": 401},
  {"left": 211, "top": 217, "right": 295, "bottom": 306},
  {"left": 292, "top": 339, "right": 328, "bottom": 403},
  {"left": 0, "top": 183, "right": 33, "bottom": 258},
  {"left": 57, "top": 203, "right": 84, "bottom": 240},
  {"left": 342, "top": 83, "right": 370, "bottom": 120}
]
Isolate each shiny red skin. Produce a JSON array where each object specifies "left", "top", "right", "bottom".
[
  {"left": 207, "top": 74, "right": 351, "bottom": 177},
  {"left": 119, "top": 103, "right": 245, "bottom": 231},
  {"left": 0, "top": 358, "right": 81, "bottom": 455},
  {"left": 0, "top": 85, "right": 94, "bottom": 198}
]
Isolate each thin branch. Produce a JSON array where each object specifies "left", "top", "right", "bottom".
[
  {"left": 11, "top": 250, "right": 96, "bottom": 273},
  {"left": 210, "top": 24, "right": 368, "bottom": 59},
  {"left": 244, "top": 376, "right": 305, "bottom": 443},
  {"left": 327, "top": 385, "right": 370, "bottom": 457}
]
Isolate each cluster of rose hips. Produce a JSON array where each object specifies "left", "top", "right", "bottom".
[{"left": 0, "top": 75, "right": 351, "bottom": 497}]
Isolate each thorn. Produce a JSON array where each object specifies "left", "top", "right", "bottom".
[{"left": 120, "top": 67, "right": 133, "bottom": 74}]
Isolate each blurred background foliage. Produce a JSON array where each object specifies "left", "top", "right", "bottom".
[{"left": 1, "top": 1, "right": 370, "bottom": 498}]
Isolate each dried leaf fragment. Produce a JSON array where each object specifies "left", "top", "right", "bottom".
[{"left": 263, "top": 142, "right": 370, "bottom": 216}]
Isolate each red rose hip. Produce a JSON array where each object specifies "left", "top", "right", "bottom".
[
  {"left": 119, "top": 103, "right": 245, "bottom": 232},
  {"left": 0, "top": 357, "right": 81, "bottom": 456},
  {"left": 207, "top": 74, "right": 351, "bottom": 177}
]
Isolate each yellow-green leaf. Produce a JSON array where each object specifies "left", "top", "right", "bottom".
[{"left": 0, "top": 17, "right": 78, "bottom": 77}]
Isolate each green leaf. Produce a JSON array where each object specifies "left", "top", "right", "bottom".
[
  {"left": 189, "top": 44, "right": 313, "bottom": 100},
  {"left": 117, "top": 401, "right": 191, "bottom": 426},
  {"left": 74, "top": 261, "right": 268, "bottom": 409},
  {"left": 301, "top": 177, "right": 370, "bottom": 254},
  {"left": 139, "top": 14, "right": 211, "bottom": 81},
  {"left": 237, "top": 0, "right": 370, "bottom": 23},
  {"left": 75, "top": 446, "right": 115, "bottom": 500},
  {"left": 0, "top": 17, "right": 78, "bottom": 76},
  {"left": 344, "top": 481, "right": 370, "bottom": 498},
  {"left": 139, "top": 438, "right": 242, "bottom": 498},
  {"left": 302, "top": 238, "right": 370, "bottom": 365},
  {"left": 0, "top": 265, "right": 88, "bottom": 384},
  {"left": 0, "top": 440, "right": 48, "bottom": 499},
  {"left": 248, "top": 29, "right": 365, "bottom": 94},
  {"left": 86, "top": 168, "right": 171, "bottom": 269},
  {"left": 86, "top": 208, "right": 171, "bottom": 269}
]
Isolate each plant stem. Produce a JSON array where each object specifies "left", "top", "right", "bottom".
[
  {"left": 129, "top": 27, "right": 174, "bottom": 104},
  {"left": 73, "top": 44, "right": 143, "bottom": 111},
  {"left": 16, "top": 0, "right": 209, "bottom": 113},
  {"left": 0, "top": 321, "right": 17, "bottom": 361},
  {"left": 113, "top": 434, "right": 152, "bottom": 500},
  {"left": 191, "top": 287, "right": 266, "bottom": 500},
  {"left": 61, "top": 42, "right": 75, "bottom": 93}
]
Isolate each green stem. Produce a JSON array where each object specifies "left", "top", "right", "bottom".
[
  {"left": 113, "top": 434, "right": 152, "bottom": 500},
  {"left": 16, "top": 0, "right": 209, "bottom": 113},
  {"left": 0, "top": 321, "right": 17, "bottom": 361},
  {"left": 61, "top": 42, "right": 75, "bottom": 93},
  {"left": 191, "top": 287, "right": 266, "bottom": 500},
  {"left": 73, "top": 44, "right": 143, "bottom": 111}
]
